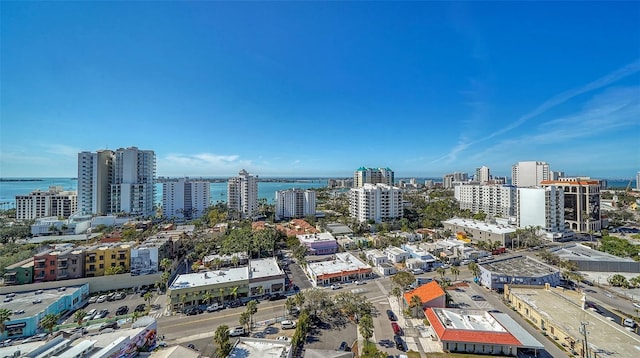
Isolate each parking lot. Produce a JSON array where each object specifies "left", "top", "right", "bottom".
[
  {"left": 447, "top": 283, "right": 494, "bottom": 310},
  {"left": 63, "top": 287, "right": 164, "bottom": 325}
]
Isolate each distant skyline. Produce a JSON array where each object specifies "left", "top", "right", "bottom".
[{"left": 1, "top": 2, "right": 639, "bottom": 179}]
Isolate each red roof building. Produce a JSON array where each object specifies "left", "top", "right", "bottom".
[
  {"left": 424, "top": 307, "right": 543, "bottom": 355},
  {"left": 403, "top": 281, "right": 446, "bottom": 309}
]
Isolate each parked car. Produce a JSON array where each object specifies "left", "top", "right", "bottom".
[
  {"left": 354, "top": 280, "right": 365, "bottom": 285},
  {"left": 96, "top": 295, "right": 107, "bottom": 303},
  {"left": 95, "top": 309, "right": 109, "bottom": 319},
  {"left": 206, "top": 303, "right": 222, "bottom": 312},
  {"left": 134, "top": 304, "right": 146, "bottom": 313},
  {"left": 338, "top": 341, "right": 350, "bottom": 351},
  {"left": 229, "top": 326, "right": 246, "bottom": 337},
  {"left": 269, "top": 293, "right": 286, "bottom": 301},
  {"left": 394, "top": 335, "right": 405, "bottom": 351},
  {"left": 99, "top": 321, "right": 118, "bottom": 331},
  {"left": 33, "top": 298, "right": 42, "bottom": 304},
  {"left": 624, "top": 318, "right": 637, "bottom": 328},
  {"left": 116, "top": 306, "right": 129, "bottom": 316},
  {"left": 411, "top": 268, "right": 424, "bottom": 275},
  {"left": 386, "top": 309, "right": 397, "bottom": 321},
  {"left": 331, "top": 284, "right": 341, "bottom": 290},
  {"left": 115, "top": 292, "right": 126, "bottom": 300},
  {"left": 281, "top": 320, "right": 296, "bottom": 330},
  {"left": 471, "top": 295, "right": 485, "bottom": 301},
  {"left": 391, "top": 322, "right": 403, "bottom": 336},
  {"left": 185, "top": 307, "right": 203, "bottom": 316},
  {"left": 85, "top": 309, "right": 97, "bottom": 321},
  {"left": 88, "top": 296, "right": 97, "bottom": 304},
  {"left": 106, "top": 292, "right": 117, "bottom": 301}
]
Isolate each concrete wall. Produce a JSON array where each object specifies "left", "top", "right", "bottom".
[{"left": 0, "top": 272, "right": 161, "bottom": 295}]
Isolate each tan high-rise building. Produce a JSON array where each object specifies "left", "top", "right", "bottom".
[
  {"left": 354, "top": 167, "right": 394, "bottom": 188},
  {"left": 511, "top": 161, "right": 550, "bottom": 187},
  {"left": 16, "top": 186, "right": 77, "bottom": 220},
  {"left": 541, "top": 178, "right": 601, "bottom": 233},
  {"left": 228, "top": 169, "right": 258, "bottom": 219}
]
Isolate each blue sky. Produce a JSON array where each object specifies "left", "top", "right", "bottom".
[{"left": 1, "top": 1, "right": 639, "bottom": 179}]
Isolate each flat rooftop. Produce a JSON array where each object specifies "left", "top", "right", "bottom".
[
  {"left": 170, "top": 267, "right": 248, "bottom": 290},
  {"left": 325, "top": 223, "right": 353, "bottom": 235},
  {"left": 248, "top": 257, "right": 284, "bottom": 279},
  {"left": 297, "top": 232, "right": 336, "bottom": 243},
  {"left": 551, "top": 243, "right": 636, "bottom": 262},
  {"left": 433, "top": 308, "right": 507, "bottom": 332},
  {"left": 385, "top": 247, "right": 408, "bottom": 255},
  {"left": 307, "top": 253, "right": 370, "bottom": 276},
  {"left": 228, "top": 337, "right": 291, "bottom": 358},
  {"left": 0, "top": 285, "right": 84, "bottom": 318},
  {"left": 481, "top": 256, "right": 558, "bottom": 277},
  {"left": 443, "top": 218, "right": 516, "bottom": 234},
  {"left": 509, "top": 286, "right": 640, "bottom": 356}
]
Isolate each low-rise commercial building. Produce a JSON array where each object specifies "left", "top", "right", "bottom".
[
  {"left": 0, "top": 284, "right": 89, "bottom": 340},
  {"left": 505, "top": 284, "right": 640, "bottom": 357},
  {"left": 479, "top": 256, "right": 561, "bottom": 291},
  {"left": 3, "top": 258, "right": 34, "bottom": 285},
  {"left": 403, "top": 281, "right": 446, "bottom": 309},
  {"left": 550, "top": 243, "right": 640, "bottom": 273},
  {"left": 384, "top": 246, "right": 410, "bottom": 263},
  {"left": 425, "top": 307, "right": 544, "bottom": 355},
  {"left": 297, "top": 232, "right": 337, "bottom": 255},
  {"left": 229, "top": 337, "right": 292, "bottom": 358},
  {"left": 305, "top": 252, "right": 372, "bottom": 286},
  {"left": 167, "top": 258, "right": 285, "bottom": 311},
  {"left": 442, "top": 218, "right": 515, "bottom": 248}
]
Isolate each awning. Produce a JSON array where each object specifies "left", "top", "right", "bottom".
[{"left": 5, "top": 322, "right": 26, "bottom": 329}]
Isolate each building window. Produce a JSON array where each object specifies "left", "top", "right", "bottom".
[
  {"left": 99, "top": 256, "right": 104, "bottom": 260},
  {"left": 99, "top": 264, "right": 104, "bottom": 269},
  {"left": 111, "top": 254, "right": 116, "bottom": 259}
]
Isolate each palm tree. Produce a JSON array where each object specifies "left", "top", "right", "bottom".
[
  {"left": 246, "top": 300, "right": 258, "bottom": 332},
  {"left": 436, "top": 267, "right": 446, "bottom": 279},
  {"left": 219, "top": 287, "right": 226, "bottom": 306},
  {"left": 285, "top": 297, "right": 296, "bottom": 316},
  {"left": 40, "top": 313, "right": 59, "bottom": 334},
  {"left": 230, "top": 286, "right": 239, "bottom": 302},
  {"left": 239, "top": 311, "right": 250, "bottom": 333},
  {"left": 391, "top": 286, "right": 403, "bottom": 311},
  {"left": 409, "top": 294, "right": 422, "bottom": 318},
  {"left": 74, "top": 310, "right": 87, "bottom": 327},
  {"left": 203, "top": 291, "right": 215, "bottom": 306},
  {"left": 213, "top": 324, "right": 231, "bottom": 358},
  {"left": 468, "top": 262, "right": 480, "bottom": 280},
  {"left": 294, "top": 292, "right": 305, "bottom": 308},
  {"left": 450, "top": 266, "right": 460, "bottom": 281},
  {"left": 213, "top": 257, "right": 223, "bottom": 270},
  {"left": 143, "top": 292, "right": 154, "bottom": 308},
  {"left": 160, "top": 258, "right": 173, "bottom": 272},
  {"left": 180, "top": 294, "right": 188, "bottom": 313},
  {"left": 231, "top": 255, "right": 239, "bottom": 268},
  {"left": 0, "top": 308, "right": 12, "bottom": 338},
  {"left": 359, "top": 314, "right": 374, "bottom": 343}
]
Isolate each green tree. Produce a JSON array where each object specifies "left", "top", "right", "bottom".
[
  {"left": 143, "top": 292, "right": 154, "bottom": 308},
  {"left": 285, "top": 297, "right": 296, "bottom": 316},
  {"left": 468, "top": 262, "right": 480, "bottom": 279},
  {"left": 212, "top": 257, "right": 223, "bottom": 270},
  {"left": 74, "top": 310, "right": 87, "bottom": 326},
  {"left": 160, "top": 258, "right": 173, "bottom": 272},
  {"left": 219, "top": 287, "right": 226, "bottom": 306},
  {"left": 294, "top": 292, "right": 305, "bottom": 308},
  {"left": 334, "top": 291, "right": 374, "bottom": 321},
  {"left": 239, "top": 311, "right": 250, "bottom": 333},
  {"left": 245, "top": 300, "right": 258, "bottom": 332},
  {"left": 359, "top": 314, "right": 374, "bottom": 342},
  {"left": 409, "top": 294, "right": 423, "bottom": 318},
  {"left": 230, "top": 286, "right": 239, "bottom": 301},
  {"left": 450, "top": 266, "right": 460, "bottom": 281},
  {"left": 231, "top": 255, "right": 239, "bottom": 268},
  {"left": 391, "top": 271, "right": 415, "bottom": 290},
  {"left": 0, "top": 308, "right": 12, "bottom": 337},
  {"left": 40, "top": 313, "right": 59, "bottom": 333},
  {"left": 436, "top": 267, "right": 446, "bottom": 279},
  {"left": 213, "top": 324, "right": 232, "bottom": 358},
  {"left": 609, "top": 274, "right": 630, "bottom": 288},
  {"left": 203, "top": 291, "right": 215, "bottom": 306},
  {"left": 391, "top": 286, "right": 403, "bottom": 308}
]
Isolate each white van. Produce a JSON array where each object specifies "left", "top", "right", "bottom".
[
  {"left": 281, "top": 320, "right": 296, "bottom": 330},
  {"left": 623, "top": 318, "right": 637, "bottom": 328}
]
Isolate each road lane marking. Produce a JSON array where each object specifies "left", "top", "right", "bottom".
[{"left": 159, "top": 303, "right": 285, "bottom": 329}]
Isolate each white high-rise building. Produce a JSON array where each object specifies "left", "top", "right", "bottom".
[
  {"left": 349, "top": 183, "right": 403, "bottom": 223},
  {"left": 541, "top": 178, "right": 601, "bottom": 233},
  {"left": 353, "top": 167, "right": 394, "bottom": 188},
  {"left": 275, "top": 189, "right": 316, "bottom": 221},
  {"left": 475, "top": 166, "right": 491, "bottom": 184},
  {"left": 636, "top": 172, "right": 640, "bottom": 190},
  {"left": 454, "top": 183, "right": 517, "bottom": 217},
  {"left": 228, "top": 169, "right": 258, "bottom": 219},
  {"left": 443, "top": 172, "right": 469, "bottom": 189},
  {"left": 15, "top": 186, "right": 78, "bottom": 220},
  {"left": 517, "top": 187, "right": 565, "bottom": 240},
  {"left": 163, "top": 178, "right": 210, "bottom": 220},
  {"left": 109, "top": 147, "right": 156, "bottom": 216},
  {"left": 78, "top": 150, "right": 114, "bottom": 215},
  {"left": 511, "top": 161, "right": 550, "bottom": 187}
]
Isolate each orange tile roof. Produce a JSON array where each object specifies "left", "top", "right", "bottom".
[
  {"left": 403, "top": 281, "right": 445, "bottom": 306},
  {"left": 425, "top": 308, "right": 521, "bottom": 345}
]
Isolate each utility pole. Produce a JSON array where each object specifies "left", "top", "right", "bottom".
[{"left": 580, "top": 321, "right": 589, "bottom": 358}]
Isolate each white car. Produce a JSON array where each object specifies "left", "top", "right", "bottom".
[
  {"left": 96, "top": 295, "right": 107, "bottom": 303},
  {"left": 88, "top": 296, "right": 97, "bottom": 304},
  {"left": 354, "top": 280, "right": 365, "bottom": 286},
  {"left": 331, "top": 284, "right": 341, "bottom": 290},
  {"left": 281, "top": 320, "right": 296, "bottom": 330},
  {"left": 229, "top": 326, "right": 245, "bottom": 337}
]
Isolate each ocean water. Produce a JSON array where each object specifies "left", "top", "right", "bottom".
[
  {"left": 0, "top": 178, "right": 328, "bottom": 209},
  {"left": 0, "top": 177, "right": 635, "bottom": 210}
]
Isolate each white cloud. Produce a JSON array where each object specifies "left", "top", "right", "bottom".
[
  {"left": 436, "top": 58, "right": 640, "bottom": 163},
  {"left": 159, "top": 153, "right": 252, "bottom": 177}
]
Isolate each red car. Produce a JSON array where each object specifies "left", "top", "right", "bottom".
[{"left": 391, "top": 322, "right": 403, "bottom": 335}]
